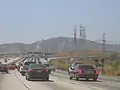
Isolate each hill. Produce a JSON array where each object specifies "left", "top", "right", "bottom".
[{"left": 0, "top": 37, "right": 120, "bottom": 54}]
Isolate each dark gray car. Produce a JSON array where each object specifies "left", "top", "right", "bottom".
[
  {"left": 0, "top": 64, "right": 8, "bottom": 73},
  {"left": 25, "top": 64, "right": 50, "bottom": 81}
]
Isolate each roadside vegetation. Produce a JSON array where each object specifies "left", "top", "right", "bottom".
[{"left": 49, "top": 52, "right": 120, "bottom": 76}]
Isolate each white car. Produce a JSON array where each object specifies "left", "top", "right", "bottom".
[{"left": 19, "top": 66, "right": 23, "bottom": 73}]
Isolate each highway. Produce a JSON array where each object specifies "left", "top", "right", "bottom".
[{"left": 0, "top": 57, "right": 120, "bottom": 90}]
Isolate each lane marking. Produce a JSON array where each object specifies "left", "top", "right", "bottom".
[{"left": 13, "top": 71, "right": 31, "bottom": 90}]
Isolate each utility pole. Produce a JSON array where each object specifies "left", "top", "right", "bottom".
[
  {"left": 102, "top": 33, "right": 106, "bottom": 57},
  {"left": 79, "top": 24, "right": 87, "bottom": 60},
  {"left": 101, "top": 33, "right": 106, "bottom": 74},
  {"left": 71, "top": 26, "right": 77, "bottom": 61},
  {"left": 74, "top": 26, "right": 77, "bottom": 43}
]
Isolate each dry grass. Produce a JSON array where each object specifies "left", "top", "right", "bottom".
[{"left": 49, "top": 59, "right": 120, "bottom": 76}]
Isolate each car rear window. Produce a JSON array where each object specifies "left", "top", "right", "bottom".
[
  {"left": 29, "top": 64, "right": 47, "bottom": 69},
  {"left": 71, "top": 63, "right": 77, "bottom": 67},
  {"left": 24, "top": 62, "right": 36, "bottom": 65},
  {"left": 78, "top": 65, "right": 95, "bottom": 69},
  {"left": 0, "top": 64, "right": 7, "bottom": 67}
]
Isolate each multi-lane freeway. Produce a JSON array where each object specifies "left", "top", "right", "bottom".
[{"left": 0, "top": 57, "right": 120, "bottom": 90}]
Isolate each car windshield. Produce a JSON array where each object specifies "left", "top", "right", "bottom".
[
  {"left": 78, "top": 65, "right": 95, "bottom": 69},
  {"left": 10, "top": 63, "right": 15, "bottom": 65},
  {"left": 29, "top": 64, "right": 47, "bottom": 69},
  {"left": 71, "top": 63, "right": 76, "bottom": 67}
]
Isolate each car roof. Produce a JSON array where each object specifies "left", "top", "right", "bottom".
[
  {"left": 71, "top": 62, "right": 83, "bottom": 64},
  {"left": 76, "top": 64, "right": 93, "bottom": 66},
  {"left": 0, "top": 64, "right": 7, "bottom": 66},
  {"left": 75, "top": 64, "right": 95, "bottom": 68}
]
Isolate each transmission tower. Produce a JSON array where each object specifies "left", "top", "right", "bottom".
[
  {"left": 80, "top": 25, "right": 83, "bottom": 39},
  {"left": 82, "top": 27, "right": 86, "bottom": 40},
  {"left": 71, "top": 26, "right": 77, "bottom": 60},
  {"left": 73, "top": 26, "right": 77, "bottom": 44},
  {"left": 79, "top": 24, "right": 86, "bottom": 40},
  {"left": 79, "top": 24, "right": 87, "bottom": 60}
]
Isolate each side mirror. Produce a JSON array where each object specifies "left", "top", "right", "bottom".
[{"left": 70, "top": 67, "right": 74, "bottom": 70}]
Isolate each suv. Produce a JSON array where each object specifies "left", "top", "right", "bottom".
[{"left": 69, "top": 64, "right": 99, "bottom": 81}]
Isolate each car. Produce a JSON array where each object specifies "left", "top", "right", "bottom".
[
  {"left": 17, "top": 62, "right": 22, "bottom": 71},
  {"left": 50, "top": 65, "right": 56, "bottom": 72},
  {"left": 25, "top": 64, "right": 50, "bottom": 81},
  {"left": 7, "top": 63, "right": 17, "bottom": 70},
  {"left": 0, "top": 64, "right": 9, "bottom": 73},
  {"left": 4, "top": 59, "right": 8, "bottom": 63},
  {"left": 69, "top": 64, "right": 99, "bottom": 81},
  {"left": 20, "top": 61, "right": 36, "bottom": 76},
  {"left": 43, "top": 63, "right": 56, "bottom": 73},
  {"left": 68, "top": 63, "right": 83, "bottom": 74}
]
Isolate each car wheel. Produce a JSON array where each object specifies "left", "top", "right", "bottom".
[
  {"left": 21, "top": 73, "right": 25, "bottom": 76},
  {"left": 70, "top": 76, "right": 73, "bottom": 80},
  {"left": 86, "top": 78, "right": 89, "bottom": 81},
  {"left": 6, "top": 71, "right": 9, "bottom": 73},
  {"left": 93, "top": 77, "right": 97, "bottom": 81},
  {"left": 75, "top": 74, "right": 79, "bottom": 81},
  {"left": 26, "top": 76, "right": 31, "bottom": 81},
  {"left": 69, "top": 73, "right": 73, "bottom": 80},
  {"left": 46, "top": 77, "right": 49, "bottom": 81},
  {"left": 25, "top": 76, "right": 28, "bottom": 80}
]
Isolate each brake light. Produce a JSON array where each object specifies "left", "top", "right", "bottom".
[
  {"left": 79, "top": 69, "right": 83, "bottom": 73},
  {"left": 45, "top": 69, "right": 48, "bottom": 72},
  {"left": 96, "top": 70, "right": 99, "bottom": 74},
  {"left": 29, "top": 69, "right": 34, "bottom": 72}
]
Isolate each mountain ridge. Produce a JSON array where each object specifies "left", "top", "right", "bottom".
[{"left": 0, "top": 37, "right": 120, "bottom": 54}]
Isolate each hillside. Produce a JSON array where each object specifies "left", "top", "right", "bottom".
[
  {"left": 0, "top": 37, "right": 120, "bottom": 54},
  {"left": 34, "top": 37, "right": 120, "bottom": 53}
]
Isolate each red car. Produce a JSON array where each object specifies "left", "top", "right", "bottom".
[
  {"left": 69, "top": 64, "right": 99, "bottom": 81},
  {"left": 7, "top": 63, "right": 16, "bottom": 70}
]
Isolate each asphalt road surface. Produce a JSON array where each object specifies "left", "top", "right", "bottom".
[
  {"left": 0, "top": 57, "right": 120, "bottom": 90},
  {"left": 0, "top": 70, "right": 97, "bottom": 90}
]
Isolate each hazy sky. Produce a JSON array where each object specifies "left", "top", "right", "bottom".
[{"left": 0, "top": 0, "right": 120, "bottom": 44}]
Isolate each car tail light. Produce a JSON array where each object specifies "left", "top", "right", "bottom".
[
  {"left": 29, "top": 69, "right": 34, "bottom": 72},
  {"left": 45, "top": 69, "right": 48, "bottom": 72},
  {"left": 79, "top": 69, "right": 84, "bottom": 73},
  {"left": 96, "top": 70, "right": 99, "bottom": 74}
]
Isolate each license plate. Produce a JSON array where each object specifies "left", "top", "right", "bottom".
[
  {"left": 37, "top": 70, "right": 42, "bottom": 73},
  {"left": 87, "top": 71, "right": 93, "bottom": 74}
]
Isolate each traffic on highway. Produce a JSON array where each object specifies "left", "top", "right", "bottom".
[
  {"left": 0, "top": 56, "right": 120, "bottom": 90},
  {"left": 0, "top": 0, "right": 120, "bottom": 90}
]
